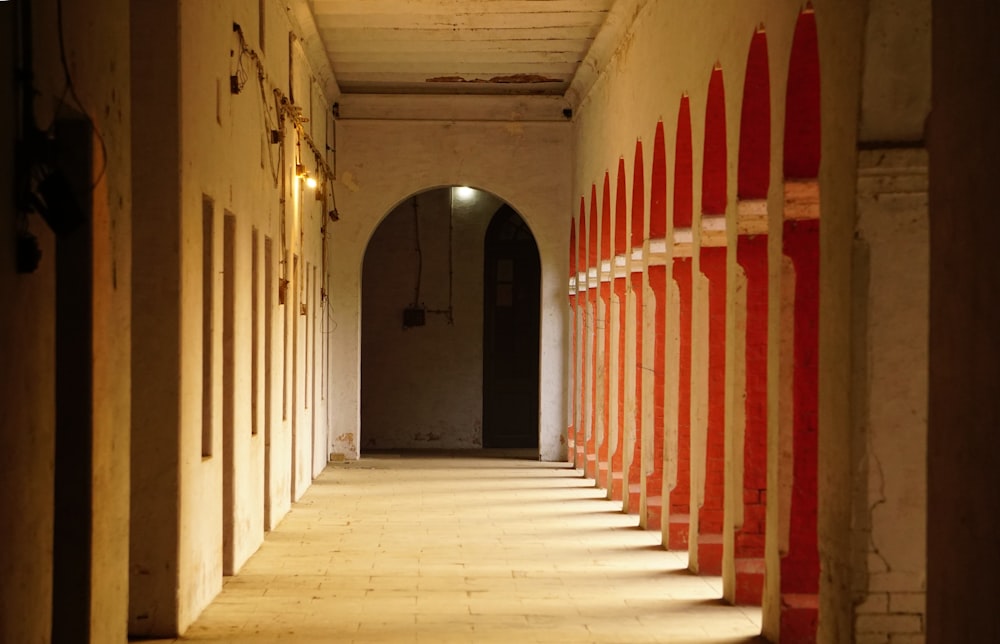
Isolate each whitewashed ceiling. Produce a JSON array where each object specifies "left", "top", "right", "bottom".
[{"left": 307, "top": 0, "right": 617, "bottom": 97}]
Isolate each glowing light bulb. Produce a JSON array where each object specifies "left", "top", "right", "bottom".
[
  {"left": 455, "top": 186, "right": 475, "bottom": 200},
  {"left": 305, "top": 175, "right": 318, "bottom": 189}
]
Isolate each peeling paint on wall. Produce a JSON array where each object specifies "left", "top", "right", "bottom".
[{"left": 426, "top": 74, "right": 561, "bottom": 85}]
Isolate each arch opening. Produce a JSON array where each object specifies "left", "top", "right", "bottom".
[{"left": 360, "top": 186, "right": 540, "bottom": 454}]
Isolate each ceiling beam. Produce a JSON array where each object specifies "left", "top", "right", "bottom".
[
  {"left": 336, "top": 94, "right": 573, "bottom": 122},
  {"left": 311, "top": 0, "right": 614, "bottom": 14}
]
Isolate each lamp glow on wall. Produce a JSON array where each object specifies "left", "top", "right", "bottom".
[
  {"left": 454, "top": 186, "right": 476, "bottom": 201},
  {"left": 296, "top": 162, "right": 318, "bottom": 189}
]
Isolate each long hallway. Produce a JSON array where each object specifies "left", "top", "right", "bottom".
[{"left": 153, "top": 454, "right": 762, "bottom": 643}]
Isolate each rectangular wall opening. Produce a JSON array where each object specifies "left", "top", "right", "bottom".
[
  {"left": 202, "top": 196, "right": 215, "bottom": 458},
  {"left": 304, "top": 261, "right": 310, "bottom": 411},
  {"left": 52, "top": 115, "right": 94, "bottom": 641},
  {"left": 264, "top": 236, "right": 274, "bottom": 528},
  {"left": 282, "top": 248, "right": 289, "bottom": 422},
  {"left": 290, "top": 253, "right": 299, "bottom": 499},
  {"left": 252, "top": 227, "right": 259, "bottom": 436},
  {"left": 222, "top": 212, "right": 237, "bottom": 574}
]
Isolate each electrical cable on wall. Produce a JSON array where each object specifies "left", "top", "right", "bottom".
[
  {"left": 231, "top": 21, "right": 341, "bottom": 310},
  {"left": 13, "top": 0, "right": 110, "bottom": 273},
  {"left": 403, "top": 189, "right": 455, "bottom": 327}
]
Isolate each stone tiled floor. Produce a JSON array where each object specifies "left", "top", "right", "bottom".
[{"left": 151, "top": 453, "right": 762, "bottom": 643}]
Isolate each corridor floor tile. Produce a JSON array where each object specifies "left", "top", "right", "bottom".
[{"left": 144, "top": 455, "right": 762, "bottom": 643}]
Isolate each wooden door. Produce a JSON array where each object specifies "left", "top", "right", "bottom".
[{"left": 482, "top": 206, "right": 540, "bottom": 448}]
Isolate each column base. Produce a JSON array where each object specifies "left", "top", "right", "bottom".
[
  {"left": 696, "top": 533, "right": 723, "bottom": 575},
  {"left": 625, "top": 482, "right": 641, "bottom": 515},
  {"left": 643, "top": 496, "right": 662, "bottom": 531},
  {"left": 597, "top": 462, "right": 610, "bottom": 490},
  {"left": 667, "top": 514, "right": 689, "bottom": 550},
  {"left": 609, "top": 471, "right": 624, "bottom": 501},
  {"left": 780, "top": 593, "right": 818, "bottom": 643},
  {"left": 734, "top": 557, "right": 765, "bottom": 605}
]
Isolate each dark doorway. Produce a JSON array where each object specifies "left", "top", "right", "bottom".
[{"left": 482, "top": 206, "right": 541, "bottom": 448}]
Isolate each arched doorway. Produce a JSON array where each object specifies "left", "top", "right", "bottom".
[
  {"left": 361, "top": 187, "right": 540, "bottom": 453},
  {"left": 482, "top": 206, "right": 541, "bottom": 449}
]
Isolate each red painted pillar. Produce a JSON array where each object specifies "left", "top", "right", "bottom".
[
  {"left": 627, "top": 268, "right": 643, "bottom": 513},
  {"left": 609, "top": 159, "right": 628, "bottom": 501},
  {"left": 697, "top": 65, "right": 727, "bottom": 575},
  {"left": 625, "top": 142, "right": 645, "bottom": 514},
  {"left": 698, "top": 244, "right": 727, "bottom": 575},
  {"left": 643, "top": 122, "right": 668, "bottom": 530},
  {"left": 597, "top": 174, "right": 613, "bottom": 489},
  {"left": 735, "top": 232, "right": 768, "bottom": 604},
  {"left": 780, "top": 217, "right": 820, "bottom": 641},
  {"left": 597, "top": 278, "right": 612, "bottom": 488},
  {"left": 610, "top": 274, "right": 627, "bottom": 500},
  {"left": 778, "top": 9, "right": 820, "bottom": 637},
  {"left": 733, "top": 26, "right": 770, "bottom": 604},
  {"left": 646, "top": 263, "right": 666, "bottom": 529},
  {"left": 568, "top": 222, "right": 577, "bottom": 461},
  {"left": 669, "top": 96, "right": 694, "bottom": 549},
  {"left": 644, "top": 120, "right": 667, "bottom": 530},
  {"left": 669, "top": 257, "right": 693, "bottom": 548},
  {"left": 586, "top": 186, "right": 600, "bottom": 479}
]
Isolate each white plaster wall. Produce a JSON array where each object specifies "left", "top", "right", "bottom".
[
  {"left": 330, "top": 118, "right": 572, "bottom": 461},
  {"left": 362, "top": 188, "right": 504, "bottom": 450},
  {"left": 178, "top": 0, "right": 335, "bottom": 619},
  {"left": 131, "top": 0, "right": 338, "bottom": 632}
]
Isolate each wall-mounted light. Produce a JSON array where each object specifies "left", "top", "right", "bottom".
[
  {"left": 296, "top": 162, "right": 318, "bottom": 189},
  {"left": 454, "top": 186, "right": 476, "bottom": 201}
]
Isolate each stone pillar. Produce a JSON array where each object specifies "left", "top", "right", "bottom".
[
  {"left": 586, "top": 186, "right": 600, "bottom": 478},
  {"left": 697, "top": 217, "right": 727, "bottom": 575},
  {"left": 567, "top": 221, "right": 577, "bottom": 463},
  {"left": 576, "top": 200, "right": 588, "bottom": 468},
  {"left": 779, "top": 180, "right": 821, "bottom": 641},
  {"left": 665, "top": 95, "right": 694, "bottom": 551},
  {"left": 608, "top": 158, "right": 629, "bottom": 501},
  {"left": 623, "top": 141, "right": 645, "bottom": 514},
  {"left": 641, "top": 123, "right": 669, "bottom": 531},
  {"left": 731, "top": 201, "right": 769, "bottom": 605},
  {"left": 597, "top": 173, "right": 614, "bottom": 489}
]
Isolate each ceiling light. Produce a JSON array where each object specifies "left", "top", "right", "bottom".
[{"left": 455, "top": 186, "right": 475, "bottom": 200}]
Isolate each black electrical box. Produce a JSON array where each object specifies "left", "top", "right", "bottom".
[{"left": 403, "top": 307, "right": 426, "bottom": 328}]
